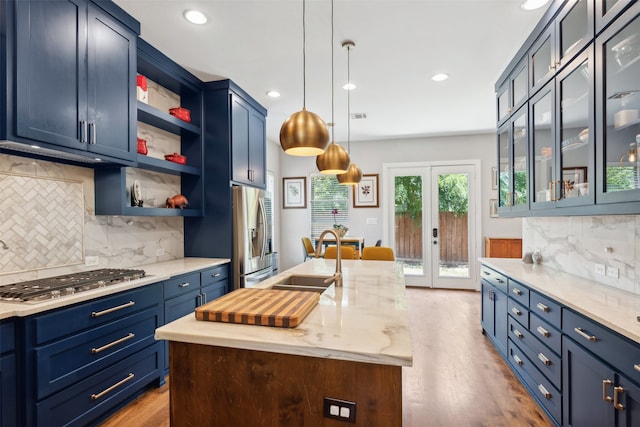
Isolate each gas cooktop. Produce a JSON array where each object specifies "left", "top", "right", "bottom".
[{"left": 0, "top": 268, "right": 146, "bottom": 303}]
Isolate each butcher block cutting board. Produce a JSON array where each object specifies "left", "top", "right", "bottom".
[{"left": 194, "top": 288, "right": 319, "bottom": 328}]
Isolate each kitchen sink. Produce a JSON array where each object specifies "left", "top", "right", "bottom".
[{"left": 270, "top": 275, "right": 334, "bottom": 293}]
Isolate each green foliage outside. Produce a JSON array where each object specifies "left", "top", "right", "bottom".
[
  {"left": 499, "top": 170, "right": 527, "bottom": 206},
  {"left": 394, "top": 176, "right": 422, "bottom": 219},
  {"left": 606, "top": 166, "right": 636, "bottom": 192},
  {"left": 394, "top": 174, "right": 469, "bottom": 219}
]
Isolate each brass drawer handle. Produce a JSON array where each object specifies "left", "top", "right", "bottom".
[
  {"left": 178, "top": 282, "right": 191, "bottom": 288},
  {"left": 511, "top": 307, "right": 522, "bottom": 316},
  {"left": 91, "top": 333, "right": 135, "bottom": 354},
  {"left": 91, "top": 373, "right": 135, "bottom": 401},
  {"left": 575, "top": 327, "right": 597, "bottom": 342},
  {"left": 513, "top": 354, "right": 523, "bottom": 366},
  {"left": 538, "top": 353, "right": 551, "bottom": 366},
  {"left": 603, "top": 379, "right": 613, "bottom": 402},
  {"left": 614, "top": 386, "right": 625, "bottom": 410},
  {"left": 536, "top": 302, "right": 549, "bottom": 313},
  {"left": 91, "top": 301, "right": 135, "bottom": 318},
  {"left": 496, "top": 278, "right": 505, "bottom": 284},
  {"left": 513, "top": 329, "right": 524, "bottom": 339},
  {"left": 512, "top": 288, "right": 522, "bottom": 296},
  {"left": 538, "top": 384, "right": 551, "bottom": 399},
  {"left": 536, "top": 325, "right": 550, "bottom": 337}
]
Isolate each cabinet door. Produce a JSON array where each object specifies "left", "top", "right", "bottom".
[
  {"left": 0, "top": 353, "right": 17, "bottom": 427},
  {"left": 597, "top": 3, "right": 640, "bottom": 204},
  {"left": 530, "top": 26, "right": 555, "bottom": 94},
  {"left": 481, "top": 282, "right": 495, "bottom": 337},
  {"left": 595, "top": 0, "right": 637, "bottom": 33},
  {"left": 497, "top": 122, "right": 511, "bottom": 210},
  {"left": 15, "top": 0, "right": 88, "bottom": 148},
  {"left": 497, "top": 81, "right": 510, "bottom": 125},
  {"left": 531, "top": 82, "right": 557, "bottom": 208},
  {"left": 511, "top": 106, "right": 529, "bottom": 212},
  {"left": 231, "top": 94, "right": 251, "bottom": 185},
  {"left": 557, "top": 0, "right": 594, "bottom": 69},
  {"left": 86, "top": 3, "right": 136, "bottom": 161},
  {"left": 563, "top": 337, "right": 616, "bottom": 427},
  {"left": 248, "top": 109, "right": 266, "bottom": 187},
  {"left": 617, "top": 374, "right": 640, "bottom": 427},
  {"left": 493, "top": 287, "right": 508, "bottom": 356}
]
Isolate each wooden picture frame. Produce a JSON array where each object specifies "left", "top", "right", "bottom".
[
  {"left": 283, "top": 177, "right": 306, "bottom": 209},
  {"left": 353, "top": 174, "right": 379, "bottom": 208},
  {"left": 562, "top": 166, "right": 587, "bottom": 184},
  {"left": 490, "top": 199, "right": 498, "bottom": 218}
]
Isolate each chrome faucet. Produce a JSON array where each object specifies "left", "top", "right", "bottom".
[
  {"left": 0, "top": 240, "right": 8, "bottom": 250},
  {"left": 315, "top": 229, "right": 343, "bottom": 287}
]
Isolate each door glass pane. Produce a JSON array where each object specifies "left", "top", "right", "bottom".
[
  {"left": 437, "top": 174, "right": 469, "bottom": 278},
  {"left": 512, "top": 66, "right": 527, "bottom": 107},
  {"left": 394, "top": 176, "right": 423, "bottom": 276},
  {"left": 604, "top": 0, "right": 621, "bottom": 14},
  {"left": 604, "top": 15, "right": 640, "bottom": 193},
  {"left": 498, "top": 127, "right": 510, "bottom": 207},
  {"left": 533, "top": 91, "right": 554, "bottom": 203},
  {"left": 532, "top": 36, "right": 552, "bottom": 87},
  {"left": 559, "top": 59, "right": 591, "bottom": 199},
  {"left": 560, "top": 0, "right": 588, "bottom": 59},
  {"left": 513, "top": 110, "right": 528, "bottom": 206}
]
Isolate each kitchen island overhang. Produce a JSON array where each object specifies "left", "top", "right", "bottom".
[{"left": 155, "top": 259, "right": 413, "bottom": 426}]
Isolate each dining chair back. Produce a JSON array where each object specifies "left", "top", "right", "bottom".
[
  {"left": 302, "top": 237, "right": 317, "bottom": 261},
  {"left": 362, "top": 246, "right": 395, "bottom": 261},
  {"left": 324, "top": 245, "right": 356, "bottom": 260}
]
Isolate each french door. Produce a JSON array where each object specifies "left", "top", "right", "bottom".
[{"left": 384, "top": 161, "right": 480, "bottom": 290}]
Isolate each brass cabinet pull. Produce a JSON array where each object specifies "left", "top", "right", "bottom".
[
  {"left": 91, "top": 373, "right": 134, "bottom": 401},
  {"left": 536, "top": 302, "right": 549, "bottom": 313},
  {"left": 496, "top": 278, "right": 505, "bottom": 284},
  {"left": 536, "top": 325, "right": 550, "bottom": 337},
  {"left": 603, "top": 379, "right": 613, "bottom": 402},
  {"left": 91, "top": 333, "right": 135, "bottom": 354},
  {"left": 634, "top": 364, "right": 640, "bottom": 373},
  {"left": 513, "top": 354, "right": 523, "bottom": 366},
  {"left": 511, "top": 307, "right": 522, "bottom": 316},
  {"left": 575, "top": 327, "right": 597, "bottom": 342},
  {"left": 90, "top": 122, "right": 96, "bottom": 144},
  {"left": 614, "top": 386, "right": 625, "bottom": 410},
  {"left": 178, "top": 282, "right": 191, "bottom": 288},
  {"left": 538, "top": 353, "right": 551, "bottom": 366},
  {"left": 91, "top": 301, "right": 135, "bottom": 318},
  {"left": 538, "top": 384, "right": 551, "bottom": 399},
  {"left": 512, "top": 288, "right": 522, "bottom": 296},
  {"left": 513, "top": 329, "right": 524, "bottom": 339}
]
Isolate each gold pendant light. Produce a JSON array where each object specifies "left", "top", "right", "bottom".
[
  {"left": 279, "top": 0, "right": 329, "bottom": 156},
  {"left": 337, "top": 41, "right": 362, "bottom": 186},
  {"left": 316, "top": 0, "right": 350, "bottom": 174}
]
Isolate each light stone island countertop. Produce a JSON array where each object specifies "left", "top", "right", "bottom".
[
  {"left": 481, "top": 258, "right": 640, "bottom": 344},
  {"left": 0, "top": 257, "right": 230, "bottom": 320},
  {"left": 155, "top": 259, "right": 413, "bottom": 367}
]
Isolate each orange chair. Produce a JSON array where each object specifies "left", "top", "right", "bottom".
[
  {"left": 302, "top": 237, "right": 318, "bottom": 261},
  {"left": 324, "top": 245, "right": 356, "bottom": 260},
  {"left": 362, "top": 246, "right": 395, "bottom": 261}
]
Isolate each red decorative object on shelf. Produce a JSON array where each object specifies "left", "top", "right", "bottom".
[
  {"left": 136, "top": 138, "right": 148, "bottom": 155},
  {"left": 136, "top": 75, "right": 148, "bottom": 104},
  {"left": 169, "top": 107, "right": 191, "bottom": 123},
  {"left": 164, "top": 153, "right": 187, "bottom": 164},
  {"left": 165, "top": 194, "right": 189, "bottom": 209}
]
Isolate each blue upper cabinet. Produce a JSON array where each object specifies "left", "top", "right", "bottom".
[
  {"left": 5, "top": 0, "right": 139, "bottom": 164},
  {"left": 231, "top": 93, "right": 266, "bottom": 187}
]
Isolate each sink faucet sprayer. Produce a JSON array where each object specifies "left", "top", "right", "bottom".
[{"left": 315, "top": 229, "right": 343, "bottom": 287}]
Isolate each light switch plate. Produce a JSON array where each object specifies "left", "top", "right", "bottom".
[
  {"left": 606, "top": 266, "right": 619, "bottom": 279},
  {"left": 594, "top": 263, "right": 605, "bottom": 275},
  {"left": 85, "top": 256, "right": 99, "bottom": 267}
]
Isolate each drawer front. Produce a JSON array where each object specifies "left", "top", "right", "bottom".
[
  {"left": 36, "top": 343, "right": 161, "bottom": 427},
  {"left": 563, "top": 308, "right": 640, "bottom": 384},
  {"left": 36, "top": 307, "right": 160, "bottom": 400},
  {"left": 480, "top": 265, "right": 508, "bottom": 293},
  {"left": 200, "top": 264, "right": 229, "bottom": 288},
  {"left": 201, "top": 282, "right": 227, "bottom": 304},
  {"left": 508, "top": 298, "right": 529, "bottom": 328},
  {"left": 165, "top": 289, "right": 199, "bottom": 324},
  {"left": 529, "top": 291, "right": 561, "bottom": 328},
  {"left": 508, "top": 279, "right": 530, "bottom": 307},
  {"left": 163, "top": 272, "right": 201, "bottom": 300},
  {"left": 508, "top": 340, "right": 562, "bottom": 424},
  {"left": 529, "top": 314, "right": 562, "bottom": 356},
  {"left": 0, "top": 320, "right": 15, "bottom": 354},
  {"left": 510, "top": 327, "right": 561, "bottom": 389},
  {"left": 33, "top": 283, "right": 162, "bottom": 344}
]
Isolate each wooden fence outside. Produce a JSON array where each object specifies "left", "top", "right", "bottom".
[{"left": 394, "top": 212, "right": 468, "bottom": 264}]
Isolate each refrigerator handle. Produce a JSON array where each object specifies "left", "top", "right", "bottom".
[{"left": 259, "top": 197, "right": 267, "bottom": 259}]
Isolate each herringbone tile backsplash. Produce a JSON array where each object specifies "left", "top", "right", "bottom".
[{"left": 0, "top": 173, "right": 83, "bottom": 273}]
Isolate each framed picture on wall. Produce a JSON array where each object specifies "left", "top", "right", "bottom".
[
  {"left": 353, "top": 174, "right": 379, "bottom": 208},
  {"left": 489, "top": 199, "right": 498, "bottom": 218},
  {"left": 283, "top": 177, "right": 306, "bottom": 209}
]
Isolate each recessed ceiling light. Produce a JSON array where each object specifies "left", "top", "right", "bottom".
[
  {"left": 521, "top": 0, "right": 549, "bottom": 11},
  {"left": 342, "top": 82, "right": 356, "bottom": 91},
  {"left": 266, "top": 90, "right": 281, "bottom": 98},
  {"left": 432, "top": 73, "right": 449, "bottom": 82},
  {"left": 184, "top": 10, "right": 207, "bottom": 25}
]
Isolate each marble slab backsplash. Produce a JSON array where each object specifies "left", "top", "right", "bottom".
[
  {"left": 523, "top": 216, "right": 640, "bottom": 295},
  {"left": 0, "top": 153, "right": 183, "bottom": 284}
]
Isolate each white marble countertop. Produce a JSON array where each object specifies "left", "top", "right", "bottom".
[
  {"left": 480, "top": 258, "right": 640, "bottom": 344},
  {"left": 155, "top": 259, "right": 413, "bottom": 367},
  {"left": 0, "top": 257, "right": 229, "bottom": 320}
]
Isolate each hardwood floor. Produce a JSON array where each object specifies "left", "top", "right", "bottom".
[{"left": 99, "top": 288, "right": 552, "bottom": 427}]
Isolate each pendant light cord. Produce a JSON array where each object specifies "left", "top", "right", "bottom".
[
  {"left": 303, "top": 0, "right": 306, "bottom": 109},
  {"left": 347, "top": 45, "right": 351, "bottom": 154},
  {"left": 331, "top": 0, "right": 335, "bottom": 143}
]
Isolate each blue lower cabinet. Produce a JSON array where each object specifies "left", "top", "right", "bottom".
[{"left": 1, "top": 353, "right": 17, "bottom": 427}]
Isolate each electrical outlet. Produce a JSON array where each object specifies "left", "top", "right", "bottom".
[
  {"left": 366, "top": 217, "right": 378, "bottom": 225},
  {"left": 323, "top": 397, "right": 356, "bottom": 423},
  {"left": 594, "top": 263, "right": 605, "bottom": 275},
  {"left": 606, "top": 266, "right": 619, "bottom": 279},
  {"left": 85, "top": 256, "right": 99, "bottom": 267},
  {"left": 156, "top": 248, "right": 165, "bottom": 256}
]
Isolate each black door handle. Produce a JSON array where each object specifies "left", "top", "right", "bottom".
[{"left": 432, "top": 228, "right": 438, "bottom": 238}]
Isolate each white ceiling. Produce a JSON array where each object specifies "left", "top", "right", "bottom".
[{"left": 113, "top": 0, "right": 547, "bottom": 145}]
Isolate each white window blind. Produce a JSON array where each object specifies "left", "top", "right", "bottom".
[{"left": 310, "top": 174, "right": 349, "bottom": 240}]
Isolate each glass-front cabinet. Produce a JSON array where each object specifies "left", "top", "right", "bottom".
[
  {"left": 531, "top": 83, "right": 556, "bottom": 208},
  {"left": 595, "top": 0, "right": 637, "bottom": 33},
  {"left": 597, "top": 2, "right": 640, "bottom": 203},
  {"left": 497, "top": 60, "right": 528, "bottom": 126},
  {"left": 498, "top": 105, "right": 529, "bottom": 213}
]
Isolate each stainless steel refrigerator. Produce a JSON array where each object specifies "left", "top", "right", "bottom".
[{"left": 232, "top": 185, "right": 275, "bottom": 289}]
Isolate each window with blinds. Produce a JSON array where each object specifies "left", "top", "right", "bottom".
[{"left": 310, "top": 174, "right": 349, "bottom": 239}]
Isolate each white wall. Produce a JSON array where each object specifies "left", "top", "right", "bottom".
[{"left": 271, "top": 133, "right": 522, "bottom": 271}]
